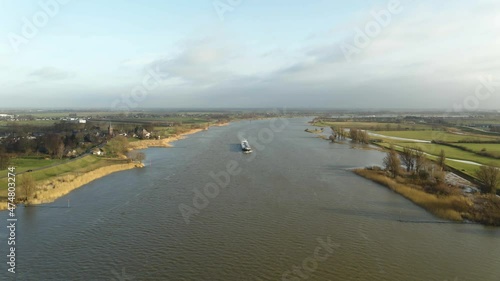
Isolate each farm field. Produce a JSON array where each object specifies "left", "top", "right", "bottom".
[
  {"left": 374, "top": 130, "right": 500, "bottom": 143},
  {"left": 457, "top": 143, "right": 500, "bottom": 158},
  {"left": 372, "top": 138, "right": 496, "bottom": 179},
  {"left": 0, "top": 120, "right": 56, "bottom": 128},
  {"left": 314, "top": 121, "right": 432, "bottom": 131}
]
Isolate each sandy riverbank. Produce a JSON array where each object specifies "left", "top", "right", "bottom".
[
  {"left": 210, "top": 122, "right": 230, "bottom": 127},
  {"left": 0, "top": 162, "right": 143, "bottom": 210},
  {"left": 127, "top": 128, "right": 206, "bottom": 150},
  {"left": 127, "top": 123, "right": 229, "bottom": 150}
]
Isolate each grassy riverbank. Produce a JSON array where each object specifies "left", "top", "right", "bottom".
[
  {"left": 30, "top": 162, "right": 143, "bottom": 206},
  {"left": 0, "top": 159, "right": 143, "bottom": 210},
  {"left": 354, "top": 169, "right": 500, "bottom": 226}
]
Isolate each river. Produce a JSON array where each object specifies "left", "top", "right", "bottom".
[{"left": 1, "top": 118, "right": 499, "bottom": 280}]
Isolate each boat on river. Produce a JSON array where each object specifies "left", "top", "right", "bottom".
[{"left": 241, "top": 140, "right": 252, "bottom": 153}]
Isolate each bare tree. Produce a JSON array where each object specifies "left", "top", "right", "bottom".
[
  {"left": 475, "top": 165, "right": 500, "bottom": 194},
  {"left": 348, "top": 128, "right": 369, "bottom": 144},
  {"left": 359, "top": 130, "right": 370, "bottom": 144},
  {"left": 20, "top": 174, "right": 36, "bottom": 203},
  {"left": 44, "top": 133, "right": 64, "bottom": 158},
  {"left": 56, "top": 143, "right": 65, "bottom": 159},
  {"left": 414, "top": 147, "right": 426, "bottom": 173},
  {"left": 384, "top": 145, "right": 401, "bottom": 178},
  {"left": 128, "top": 151, "right": 146, "bottom": 163},
  {"left": 437, "top": 149, "right": 446, "bottom": 171},
  {"left": 349, "top": 128, "right": 359, "bottom": 142},
  {"left": 134, "top": 152, "right": 146, "bottom": 163},
  {"left": 329, "top": 134, "right": 336, "bottom": 142},
  {"left": 400, "top": 146, "right": 415, "bottom": 172},
  {"left": 340, "top": 127, "right": 346, "bottom": 139}
]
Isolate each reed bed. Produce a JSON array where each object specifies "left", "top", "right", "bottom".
[{"left": 354, "top": 169, "right": 471, "bottom": 222}]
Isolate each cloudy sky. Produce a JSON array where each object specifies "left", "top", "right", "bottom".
[{"left": 1, "top": 0, "right": 499, "bottom": 109}]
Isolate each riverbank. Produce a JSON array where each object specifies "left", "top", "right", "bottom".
[
  {"left": 0, "top": 125, "right": 214, "bottom": 210},
  {"left": 354, "top": 169, "right": 500, "bottom": 226},
  {"left": 127, "top": 126, "right": 219, "bottom": 150},
  {"left": 0, "top": 161, "right": 144, "bottom": 210},
  {"left": 128, "top": 122, "right": 230, "bottom": 150},
  {"left": 30, "top": 162, "right": 144, "bottom": 205},
  {"left": 128, "top": 128, "right": 205, "bottom": 150}
]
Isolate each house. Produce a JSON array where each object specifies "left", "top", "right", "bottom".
[
  {"left": 65, "top": 149, "right": 78, "bottom": 158},
  {"left": 91, "top": 148, "right": 105, "bottom": 156},
  {"left": 135, "top": 127, "right": 151, "bottom": 139}
]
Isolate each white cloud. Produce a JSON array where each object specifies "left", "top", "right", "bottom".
[
  {"left": 29, "top": 67, "right": 76, "bottom": 81},
  {"left": 3, "top": 1, "right": 500, "bottom": 109}
]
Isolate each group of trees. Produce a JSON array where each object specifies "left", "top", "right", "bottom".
[
  {"left": 383, "top": 145, "right": 499, "bottom": 194},
  {"left": 383, "top": 145, "right": 401, "bottom": 178},
  {"left": 328, "top": 127, "right": 370, "bottom": 144},
  {"left": 384, "top": 145, "right": 440, "bottom": 181},
  {"left": 0, "top": 121, "right": 121, "bottom": 159},
  {"left": 0, "top": 120, "right": 157, "bottom": 162},
  {"left": 105, "top": 136, "right": 129, "bottom": 156},
  {"left": 328, "top": 127, "right": 371, "bottom": 144},
  {"left": 1, "top": 133, "right": 81, "bottom": 159},
  {"left": 128, "top": 151, "right": 146, "bottom": 163},
  {"left": 349, "top": 128, "right": 370, "bottom": 144},
  {"left": 384, "top": 146, "right": 449, "bottom": 179},
  {"left": 475, "top": 165, "right": 500, "bottom": 194},
  {"left": 330, "top": 127, "right": 347, "bottom": 140}
]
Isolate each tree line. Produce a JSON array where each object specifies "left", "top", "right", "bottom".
[
  {"left": 383, "top": 145, "right": 498, "bottom": 194},
  {"left": 329, "top": 127, "right": 370, "bottom": 144}
]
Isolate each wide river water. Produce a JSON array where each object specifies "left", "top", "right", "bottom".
[{"left": 1, "top": 118, "right": 499, "bottom": 280}]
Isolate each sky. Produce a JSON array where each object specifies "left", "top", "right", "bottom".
[{"left": 0, "top": 0, "right": 499, "bottom": 109}]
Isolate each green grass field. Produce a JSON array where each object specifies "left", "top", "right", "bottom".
[
  {"left": 0, "top": 120, "right": 56, "bottom": 128},
  {"left": 456, "top": 143, "right": 500, "bottom": 157},
  {"left": 1, "top": 156, "right": 66, "bottom": 174},
  {"left": 376, "top": 142, "right": 499, "bottom": 178},
  {"left": 375, "top": 130, "right": 500, "bottom": 142},
  {"left": 314, "top": 121, "right": 432, "bottom": 131},
  {"left": 0, "top": 155, "right": 128, "bottom": 196},
  {"left": 392, "top": 143, "right": 500, "bottom": 167}
]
